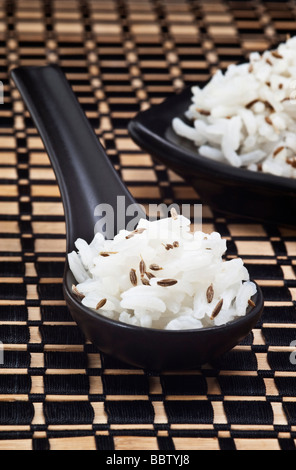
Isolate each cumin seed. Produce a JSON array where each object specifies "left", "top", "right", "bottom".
[
  {"left": 210, "top": 299, "right": 223, "bottom": 320},
  {"left": 246, "top": 99, "right": 259, "bottom": 109},
  {"left": 273, "top": 146, "right": 285, "bottom": 157},
  {"left": 196, "top": 108, "right": 210, "bottom": 116},
  {"left": 72, "top": 285, "right": 85, "bottom": 300},
  {"left": 286, "top": 157, "right": 296, "bottom": 168},
  {"left": 130, "top": 268, "right": 137, "bottom": 286},
  {"left": 99, "top": 251, "right": 117, "bottom": 257},
  {"left": 265, "top": 116, "right": 273, "bottom": 125},
  {"left": 162, "top": 243, "right": 173, "bottom": 251},
  {"left": 96, "top": 298, "right": 107, "bottom": 310},
  {"left": 264, "top": 100, "right": 275, "bottom": 111},
  {"left": 271, "top": 51, "right": 283, "bottom": 59},
  {"left": 206, "top": 284, "right": 214, "bottom": 304},
  {"left": 248, "top": 299, "right": 256, "bottom": 308},
  {"left": 157, "top": 279, "right": 178, "bottom": 287},
  {"left": 145, "top": 272, "right": 155, "bottom": 280},
  {"left": 166, "top": 244, "right": 174, "bottom": 250},
  {"left": 141, "top": 278, "right": 150, "bottom": 286},
  {"left": 125, "top": 227, "right": 146, "bottom": 239},
  {"left": 149, "top": 264, "right": 163, "bottom": 271},
  {"left": 139, "top": 257, "right": 146, "bottom": 276}
]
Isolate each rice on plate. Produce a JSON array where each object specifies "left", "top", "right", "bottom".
[
  {"left": 172, "top": 36, "right": 296, "bottom": 178},
  {"left": 68, "top": 210, "right": 257, "bottom": 330}
]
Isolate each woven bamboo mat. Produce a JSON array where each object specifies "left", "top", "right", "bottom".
[{"left": 0, "top": 0, "right": 296, "bottom": 451}]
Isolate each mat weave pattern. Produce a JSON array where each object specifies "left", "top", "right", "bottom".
[{"left": 0, "top": 0, "right": 296, "bottom": 451}]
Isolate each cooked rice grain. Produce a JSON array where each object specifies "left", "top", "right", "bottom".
[
  {"left": 68, "top": 214, "right": 256, "bottom": 330},
  {"left": 173, "top": 36, "right": 296, "bottom": 179}
]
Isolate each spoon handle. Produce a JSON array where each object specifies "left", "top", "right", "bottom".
[{"left": 11, "top": 65, "right": 145, "bottom": 250}]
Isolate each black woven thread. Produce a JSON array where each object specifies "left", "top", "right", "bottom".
[
  {"left": 43, "top": 374, "right": 90, "bottom": 395},
  {"left": 32, "top": 438, "right": 50, "bottom": 451},
  {"left": 0, "top": 325, "right": 30, "bottom": 344},
  {"left": 218, "top": 438, "right": 236, "bottom": 451},
  {"left": 43, "top": 401, "right": 95, "bottom": 425},
  {"left": 278, "top": 438, "right": 296, "bottom": 451},
  {"left": 39, "top": 325, "right": 85, "bottom": 345},
  {"left": 102, "top": 374, "right": 150, "bottom": 396},
  {"left": 267, "top": 351, "right": 296, "bottom": 372},
  {"left": 164, "top": 401, "right": 214, "bottom": 424},
  {"left": 210, "top": 350, "right": 258, "bottom": 371},
  {"left": 157, "top": 435, "right": 175, "bottom": 451},
  {"left": 0, "top": 305, "right": 28, "bottom": 321},
  {"left": 0, "top": 261, "right": 25, "bottom": 276},
  {"left": 0, "top": 374, "right": 31, "bottom": 394},
  {"left": 0, "top": 284, "right": 26, "bottom": 300},
  {"left": 160, "top": 375, "right": 208, "bottom": 396},
  {"left": 263, "top": 328, "right": 296, "bottom": 346},
  {"left": 217, "top": 375, "right": 266, "bottom": 396},
  {"left": 0, "top": 351, "right": 30, "bottom": 369},
  {"left": 223, "top": 401, "right": 274, "bottom": 426},
  {"left": 262, "top": 306, "right": 296, "bottom": 324},
  {"left": 40, "top": 305, "right": 72, "bottom": 322},
  {"left": 282, "top": 402, "right": 296, "bottom": 426},
  {"left": 0, "top": 402, "right": 34, "bottom": 425},
  {"left": 274, "top": 377, "right": 296, "bottom": 397},
  {"left": 44, "top": 351, "right": 88, "bottom": 370},
  {"left": 95, "top": 435, "right": 115, "bottom": 451},
  {"left": 104, "top": 400, "right": 155, "bottom": 425}
]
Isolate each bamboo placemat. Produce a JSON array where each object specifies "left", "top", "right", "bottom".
[{"left": 0, "top": 0, "right": 296, "bottom": 451}]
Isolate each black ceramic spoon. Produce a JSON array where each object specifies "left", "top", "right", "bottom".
[
  {"left": 11, "top": 65, "right": 264, "bottom": 370},
  {"left": 11, "top": 64, "right": 145, "bottom": 247}
]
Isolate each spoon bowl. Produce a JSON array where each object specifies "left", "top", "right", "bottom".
[
  {"left": 65, "top": 268, "right": 263, "bottom": 370},
  {"left": 11, "top": 65, "right": 264, "bottom": 370}
]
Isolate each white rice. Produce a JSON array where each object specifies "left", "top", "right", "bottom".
[
  {"left": 172, "top": 36, "right": 296, "bottom": 178},
  {"left": 68, "top": 212, "right": 257, "bottom": 330}
]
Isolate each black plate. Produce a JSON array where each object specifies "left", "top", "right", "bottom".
[{"left": 128, "top": 86, "right": 296, "bottom": 227}]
